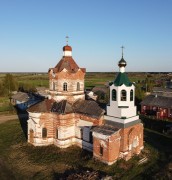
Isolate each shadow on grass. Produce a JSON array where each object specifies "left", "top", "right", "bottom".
[
  {"left": 144, "top": 128, "right": 172, "bottom": 153},
  {"left": 141, "top": 129, "right": 172, "bottom": 178},
  {"left": 16, "top": 108, "right": 28, "bottom": 140},
  {"left": 0, "top": 158, "right": 15, "bottom": 180}
]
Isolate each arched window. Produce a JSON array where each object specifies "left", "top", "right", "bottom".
[
  {"left": 130, "top": 90, "right": 134, "bottom": 101},
  {"left": 77, "top": 82, "right": 80, "bottom": 91},
  {"left": 29, "top": 129, "right": 34, "bottom": 143},
  {"left": 100, "top": 146, "right": 103, "bottom": 156},
  {"left": 63, "top": 82, "right": 67, "bottom": 91},
  {"left": 42, "top": 128, "right": 47, "bottom": 138},
  {"left": 112, "top": 89, "right": 116, "bottom": 101},
  {"left": 121, "top": 90, "right": 127, "bottom": 101},
  {"left": 80, "top": 128, "right": 83, "bottom": 140},
  {"left": 53, "top": 82, "right": 55, "bottom": 90},
  {"left": 56, "top": 129, "right": 58, "bottom": 139}
]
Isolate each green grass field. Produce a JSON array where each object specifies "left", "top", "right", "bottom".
[
  {"left": 0, "top": 119, "right": 171, "bottom": 179},
  {"left": 17, "top": 74, "right": 49, "bottom": 88},
  {"left": 0, "top": 72, "right": 148, "bottom": 89}
]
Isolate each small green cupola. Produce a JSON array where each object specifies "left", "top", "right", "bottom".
[{"left": 113, "top": 46, "right": 132, "bottom": 87}]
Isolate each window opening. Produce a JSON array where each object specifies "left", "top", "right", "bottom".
[
  {"left": 77, "top": 82, "right": 80, "bottom": 91},
  {"left": 112, "top": 89, "right": 117, "bottom": 101},
  {"left": 121, "top": 90, "right": 127, "bottom": 101},
  {"left": 63, "top": 82, "right": 67, "bottom": 91},
  {"left": 130, "top": 89, "right": 133, "bottom": 101},
  {"left": 100, "top": 146, "right": 103, "bottom": 156},
  {"left": 42, "top": 128, "right": 47, "bottom": 138}
]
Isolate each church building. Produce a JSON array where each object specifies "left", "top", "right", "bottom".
[{"left": 27, "top": 42, "right": 143, "bottom": 165}]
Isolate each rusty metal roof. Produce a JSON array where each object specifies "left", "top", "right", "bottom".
[
  {"left": 51, "top": 100, "right": 73, "bottom": 114},
  {"left": 92, "top": 86, "right": 108, "bottom": 94},
  {"left": 73, "top": 99, "right": 105, "bottom": 118},
  {"left": 11, "top": 92, "right": 29, "bottom": 102},
  {"left": 49, "top": 56, "right": 86, "bottom": 74},
  {"left": 28, "top": 99, "right": 55, "bottom": 113},
  {"left": 28, "top": 99, "right": 105, "bottom": 118},
  {"left": 55, "top": 57, "right": 79, "bottom": 73}
]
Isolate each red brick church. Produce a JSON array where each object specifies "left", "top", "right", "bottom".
[{"left": 27, "top": 42, "right": 143, "bottom": 165}]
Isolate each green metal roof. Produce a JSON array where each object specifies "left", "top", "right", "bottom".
[{"left": 113, "top": 72, "right": 132, "bottom": 87}]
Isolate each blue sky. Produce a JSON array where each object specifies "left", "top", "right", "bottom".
[{"left": 0, "top": 0, "right": 172, "bottom": 72}]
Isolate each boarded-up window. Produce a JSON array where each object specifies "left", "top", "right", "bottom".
[
  {"left": 42, "top": 128, "right": 47, "bottom": 138},
  {"left": 100, "top": 146, "right": 103, "bottom": 156},
  {"left": 63, "top": 82, "right": 67, "bottom": 91},
  {"left": 130, "top": 90, "right": 133, "bottom": 101},
  {"left": 112, "top": 89, "right": 116, "bottom": 101},
  {"left": 121, "top": 90, "right": 127, "bottom": 101}
]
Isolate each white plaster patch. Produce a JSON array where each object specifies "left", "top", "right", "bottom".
[
  {"left": 58, "top": 126, "right": 75, "bottom": 139},
  {"left": 140, "top": 146, "right": 144, "bottom": 150},
  {"left": 62, "top": 68, "right": 68, "bottom": 72},
  {"left": 29, "top": 112, "right": 41, "bottom": 118},
  {"left": 77, "top": 119, "right": 93, "bottom": 127},
  {"left": 93, "top": 132, "right": 109, "bottom": 140},
  {"left": 100, "top": 140, "right": 107, "bottom": 148}
]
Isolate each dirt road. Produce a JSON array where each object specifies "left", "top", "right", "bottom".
[
  {"left": 0, "top": 114, "right": 19, "bottom": 124},
  {"left": 0, "top": 113, "right": 29, "bottom": 124}
]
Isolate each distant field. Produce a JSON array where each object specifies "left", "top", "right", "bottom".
[
  {"left": 15, "top": 73, "right": 49, "bottom": 87},
  {"left": 0, "top": 72, "right": 165, "bottom": 89},
  {"left": 85, "top": 72, "right": 156, "bottom": 88},
  {"left": 0, "top": 73, "right": 49, "bottom": 88}
]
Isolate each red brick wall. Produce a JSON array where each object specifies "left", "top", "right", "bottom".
[
  {"left": 108, "top": 133, "right": 121, "bottom": 162},
  {"left": 93, "top": 123, "right": 144, "bottom": 164},
  {"left": 49, "top": 70, "right": 85, "bottom": 82},
  {"left": 119, "top": 123, "right": 143, "bottom": 157},
  {"left": 75, "top": 114, "right": 104, "bottom": 126},
  {"left": 93, "top": 132, "right": 121, "bottom": 164},
  {"left": 39, "top": 113, "right": 104, "bottom": 140},
  {"left": 39, "top": 113, "right": 76, "bottom": 139}
]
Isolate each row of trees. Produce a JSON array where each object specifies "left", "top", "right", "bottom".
[
  {"left": 0, "top": 74, "right": 37, "bottom": 96},
  {"left": 0, "top": 74, "right": 18, "bottom": 96}
]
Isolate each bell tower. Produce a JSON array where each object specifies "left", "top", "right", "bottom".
[
  {"left": 104, "top": 47, "right": 144, "bottom": 161},
  {"left": 107, "top": 47, "right": 136, "bottom": 118}
]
